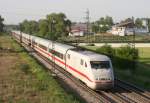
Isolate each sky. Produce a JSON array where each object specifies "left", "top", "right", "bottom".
[{"left": 0, "top": 0, "right": 149, "bottom": 24}]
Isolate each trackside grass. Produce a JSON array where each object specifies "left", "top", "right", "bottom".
[
  {"left": 83, "top": 46, "right": 150, "bottom": 90},
  {"left": 0, "top": 34, "right": 81, "bottom": 103}
]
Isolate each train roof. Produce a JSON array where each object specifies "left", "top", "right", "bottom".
[
  {"left": 31, "top": 35, "right": 75, "bottom": 53},
  {"left": 52, "top": 42, "right": 75, "bottom": 53},
  {"left": 71, "top": 49, "right": 110, "bottom": 61},
  {"left": 12, "top": 30, "right": 21, "bottom": 35},
  {"left": 11, "top": 30, "right": 110, "bottom": 60}
]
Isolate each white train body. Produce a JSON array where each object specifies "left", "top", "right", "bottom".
[{"left": 11, "top": 31, "right": 114, "bottom": 90}]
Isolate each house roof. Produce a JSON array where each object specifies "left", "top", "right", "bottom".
[
  {"left": 115, "top": 21, "right": 134, "bottom": 27},
  {"left": 71, "top": 23, "right": 87, "bottom": 32}
]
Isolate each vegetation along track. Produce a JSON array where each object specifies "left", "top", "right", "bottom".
[
  {"left": 17, "top": 39, "right": 110, "bottom": 103},
  {"left": 13, "top": 37, "right": 150, "bottom": 103},
  {"left": 95, "top": 79, "right": 150, "bottom": 103}
]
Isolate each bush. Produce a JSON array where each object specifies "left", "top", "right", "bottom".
[
  {"left": 115, "top": 45, "right": 139, "bottom": 70},
  {"left": 95, "top": 44, "right": 139, "bottom": 71},
  {"left": 96, "top": 44, "right": 115, "bottom": 58},
  {"left": 116, "top": 45, "right": 138, "bottom": 60}
]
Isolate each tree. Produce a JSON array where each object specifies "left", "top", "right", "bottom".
[
  {"left": 46, "top": 13, "right": 71, "bottom": 39},
  {"left": 148, "top": 19, "right": 150, "bottom": 32},
  {"left": 92, "top": 16, "right": 113, "bottom": 33},
  {"left": 38, "top": 19, "right": 49, "bottom": 37},
  {"left": 19, "top": 20, "right": 31, "bottom": 33},
  {"left": 65, "top": 19, "right": 72, "bottom": 34},
  {"left": 135, "top": 18, "right": 143, "bottom": 28},
  {"left": 19, "top": 20, "right": 38, "bottom": 34},
  {"left": 19, "top": 12, "right": 71, "bottom": 40},
  {"left": 0, "top": 15, "right": 4, "bottom": 32},
  {"left": 105, "top": 16, "right": 113, "bottom": 26},
  {"left": 91, "top": 23, "right": 99, "bottom": 33},
  {"left": 29, "top": 20, "right": 39, "bottom": 34}
]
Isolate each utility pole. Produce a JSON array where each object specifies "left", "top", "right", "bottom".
[
  {"left": 85, "top": 9, "right": 90, "bottom": 44},
  {"left": 132, "top": 16, "right": 136, "bottom": 71},
  {"left": 51, "top": 19, "right": 56, "bottom": 76},
  {"left": 19, "top": 25, "right": 22, "bottom": 43}
]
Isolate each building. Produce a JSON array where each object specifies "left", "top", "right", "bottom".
[
  {"left": 111, "top": 21, "right": 135, "bottom": 36},
  {"left": 111, "top": 19, "right": 149, "bottom": 36},
  {"left": 69, "top": 23, "right": 88, "bottom": 36},
  {"left": 134, "top": 18, "right": 149, "bottom": 34}
]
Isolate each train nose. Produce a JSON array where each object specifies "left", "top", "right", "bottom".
[
  {"left": 91, "top": 69, "right": 114, "bottom": 90},
  {"left": 94, "top": 70, "right": 113, "bottom": 80},
  {"left": 88, "top": 81, "right": 114, "bottom": 90},
  {"left": 96, "top": 81, "right": 114, "bottom": 90}
]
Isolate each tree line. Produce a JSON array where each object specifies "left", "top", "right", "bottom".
[
  {"left": 19, "top": 13, "right": 71, "bottom": 40},
  {"left": 91, "top": 16, "right": 150, "bottom": 33},
  {"left": 2, "top": 13, "right": 150, "bottom": 40},
  {"left": 0, "top": 15, "right": 4, "bottom": 33}
]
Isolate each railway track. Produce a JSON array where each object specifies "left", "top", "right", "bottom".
[
  {"left": 34, "top": 48, "right": 112, "bottom": 103},
  {"left": 115, "top": 79, "right": 150, "bottom": 103},
  {"left": 116, "top": 79, "right": 150, "bottom": 99},
  {"left": 20, "top": 42, "right": 110, "bottom": 103},
  {"left": 13, "top": 37, "right": 150, "bottom": 103}
]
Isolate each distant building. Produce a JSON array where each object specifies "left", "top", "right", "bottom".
[
  {"left": 69, "top": 23, "right": 88, "bottom": 36},
  {"left": 111, "top": 21, "right": 135, "bottom": 36},
  {"left": 134, "top": 18, "right": 149, "bottom": 34},
  {"left": 111, "top": 19, "right": 149, "bottom": 36}
]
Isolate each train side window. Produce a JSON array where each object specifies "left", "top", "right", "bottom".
[
  {"left": 80, "top": 59, "right": 84, "bottom": 65},
  {"left": 52, "top": 50, "right": 63, "bottom": 60},
  {"left": 39, "top": 44, "right": 47, "bottom": 51},
  {"left": 64, "top": 55, "right": 66, "bottom": 60},
  {"left": 60, "top": 54, "right": 63, "bottom": 60},
  {"left": 68, "top": 54, "right": 70, "bottom": 59}
]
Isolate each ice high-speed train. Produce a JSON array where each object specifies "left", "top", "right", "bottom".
[{"left": 11, "top": 31, "right": 114, "bottom": 90}]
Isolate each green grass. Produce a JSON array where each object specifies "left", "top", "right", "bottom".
[
  {"left": 138, "top": 48, "right": 150, "bottom": 65},
  {"left": 0, "top": 34, "right": 81, "bottom": 103},
  {"left": 83, "top": 46, "right": 150, "bottom": 90},
  {"left": 18, "top": 52, "right": 81, "bottom": 103}
]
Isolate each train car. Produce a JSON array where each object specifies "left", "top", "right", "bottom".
[
  {"left": 21, "top": 32, "right": 30, "bottom": 45},
  {"left": 11, "top": 31, "right": 114, "bottom": 90},
  {"left": 66, "top": 49, "right": 114, "bottom": 89},
  {"left": 11, "top": 30, "right": 21, "bottom": 40}
]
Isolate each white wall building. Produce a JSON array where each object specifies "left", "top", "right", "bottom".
[
  {"left": 111, "top": 26, "right": 134, "bottom": 36},
  {"left": 69, "top": 23, "right": 88, "bottom": 37},
  {"left": 69, "top": 30, "right": 84, "bottom": 36},
  {"left": 111, "top": 19, "right": 149, "bottom": 36}
]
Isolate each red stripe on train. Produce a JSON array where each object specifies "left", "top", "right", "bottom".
[{"left": 34, "top": 46, "right": 93, "bottom": 82}]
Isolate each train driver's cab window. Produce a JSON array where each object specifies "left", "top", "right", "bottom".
[
  {"left": 80, "top": 59, "right": 84, "bottom": 65},
  {"left": 90, "top": 61, "right": 110, "bottom": 69}
]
